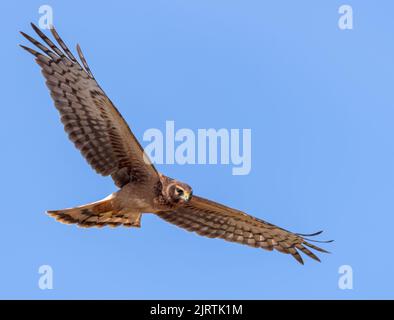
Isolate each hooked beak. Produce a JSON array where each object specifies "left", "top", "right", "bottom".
[{"left": 180, "top": 190, "right": 192, "bottom": 201}]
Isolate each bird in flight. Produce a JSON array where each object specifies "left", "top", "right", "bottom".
[{"left": 20, "top": 23, "right": 332, "bottom": 264}]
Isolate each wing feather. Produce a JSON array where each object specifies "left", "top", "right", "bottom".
[
  {"left": 157, "top": 195, "right": 331, "bottom": 264},
  {"left": 20, "top": 24, "right": 158, "bottom": 187}
]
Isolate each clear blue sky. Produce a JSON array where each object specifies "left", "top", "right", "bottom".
[{"left": 1, "top": 0, "right": 393, "bottom": 299}]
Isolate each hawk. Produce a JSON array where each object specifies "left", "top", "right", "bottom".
[{"left": 20, "top": 23, "right": 332, "bottom": 264}]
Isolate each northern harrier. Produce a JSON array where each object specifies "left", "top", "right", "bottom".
[{"left": 20, "top": 23, "right": 332, "bottom": 264}]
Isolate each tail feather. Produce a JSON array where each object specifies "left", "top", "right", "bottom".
[{"left": 47, "top": 194, "right": 141, "bottom": 228}]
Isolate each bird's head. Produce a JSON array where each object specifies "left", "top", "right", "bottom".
[
  {"left": 160, "top": 176, "right": 193, "bottom": 204},
  {"left": 169, "top": 181, "right": 193, "bottom": 204}
]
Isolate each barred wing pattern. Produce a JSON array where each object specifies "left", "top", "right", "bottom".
[
  {"left": 20, "top": 24, "right": 158, "bottom": 187},
  {"left": 157, "top": 195, "right": 330, "bottom": 264}
]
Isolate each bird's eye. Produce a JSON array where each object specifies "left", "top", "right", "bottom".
[{"left": 176, "top": 188, "right": 184, "bottom": 195}]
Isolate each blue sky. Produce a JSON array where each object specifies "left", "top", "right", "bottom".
[{"left": 1, "top": 0, "right": 393, "bottom": 299}]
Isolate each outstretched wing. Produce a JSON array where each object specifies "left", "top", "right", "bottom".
[
  {"left": 20, "top": 23, "right": 158, "bottom": 187},
  {"left": 157, "top": 195, "right": 331, "bottom": 264}
]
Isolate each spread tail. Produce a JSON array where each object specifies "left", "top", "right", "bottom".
[{"left": 47, "top": 194, "right": 141, "bottom": 228}]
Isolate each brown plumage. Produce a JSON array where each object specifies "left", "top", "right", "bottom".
[{"left": 20, "top": 23, "right": 332, "bottom": 264}]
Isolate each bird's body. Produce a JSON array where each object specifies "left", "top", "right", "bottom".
[
  {"left": 116, "top": 180, "right": 158, "bottom": 214},
  {"left": 21, "top": 23, "right": 332, "bottom": 264}
]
